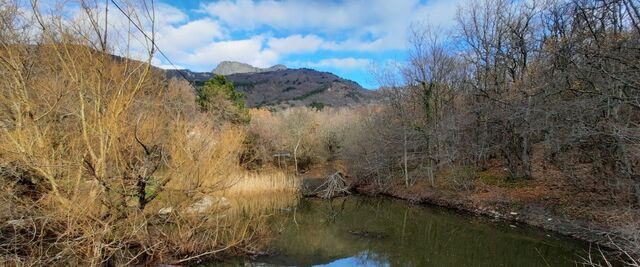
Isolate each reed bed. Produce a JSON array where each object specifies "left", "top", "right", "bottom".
[{"left": 225, "top": 171, "right": 301, "bottom": 195}]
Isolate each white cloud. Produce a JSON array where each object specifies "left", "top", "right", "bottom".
[
  {"left": 201, "top": 0, "right": 465, "bottom": 33},
  {"left": 51, "top": 0, "right": 470, "bottom": 73},
  {"left": 157, "top": 18, "right": 225, "bottom": 54},
  {"left": 202, "top": 0, "right": 469, "bottom": 53},
  {"left": 154, "top": 3, "right": 190, "bottom": 25},
  {"left": 292, "top": 57, "right": 371, "bottom": 70},
  {"left": 182, "top": 36, "right": 279, "bottom": 69},
  {"left": 265, "top": 33, "right": 408, "bottom": 55},
  {"left": 62, "top": 1, "right": 194, "bottom": 62},
  {"left": 151, "top": 57, "right": 185, "bottom": 69},
  {"left": 267, "top": 34, "right": 325, "bottom": 54},
  {"left": 201, "top": 0, "right": 356, "bottom": 32}
]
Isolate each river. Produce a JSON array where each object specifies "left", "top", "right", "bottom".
[{"left": 216, "top": 195, "right": 596, "bottom": 266}]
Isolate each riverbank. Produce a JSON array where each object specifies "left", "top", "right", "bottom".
[
  {"left": 329, "top": 146, "right": 635, "bottom": 266},
  {"left": 352, "top": 177, "right": 640, "bottom": 267},
  {"left": 303, "top": 160, "right": 638, "bottom": 263},
  {"left": 302, "top": 157, "right": 639, "bottom": 266}
]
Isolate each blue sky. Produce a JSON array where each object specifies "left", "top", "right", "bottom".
[{"left": 147, "top": 0, "right": 466, "bottom": 88}]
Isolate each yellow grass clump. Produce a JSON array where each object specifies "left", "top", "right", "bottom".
[{"left": 225, "top": 170, "right": 301, "bottom": 195}]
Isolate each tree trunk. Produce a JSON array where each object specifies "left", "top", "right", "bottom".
[
  {"left": 521, "top": 95, "right": 532, "bottom": 178},
  {"left": 403, "top": 128, "right": 410, "bottom": 187},
  {"left": 294, "top": 136, "right": 301, "bottom": 175}
]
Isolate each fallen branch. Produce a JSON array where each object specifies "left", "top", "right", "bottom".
[{"left": 309, "top": 172, "right": 351, "bottom": 199}]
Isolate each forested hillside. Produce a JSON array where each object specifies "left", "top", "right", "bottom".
[{"left": 166, "top": 65, "right": 377, "bottom": 109}]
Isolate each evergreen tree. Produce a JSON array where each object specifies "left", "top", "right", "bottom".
[{"left": 197, "top": 75, "right": 250, "bottom": 124}]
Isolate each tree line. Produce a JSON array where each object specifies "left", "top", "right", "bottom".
[{"left": 367, "top": 0, "right": 640, "bottom": 199}]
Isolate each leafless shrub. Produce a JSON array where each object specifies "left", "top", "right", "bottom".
[{"left": 448, "top": 166, "right": 477, "bottom": 191}]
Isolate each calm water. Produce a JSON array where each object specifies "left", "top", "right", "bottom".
[{"left": 244, "top": 196, "right": 592, "bottom": 267}]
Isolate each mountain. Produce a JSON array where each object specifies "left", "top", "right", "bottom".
[
  {"left": 165, "top": 62, "right": 377, "bottom": 109},
  {"left": 212, "top": 61, "right": 287, "bottom": 75},
  {"left": 226, "top": 68, "right": 376, "bottom": 108}
]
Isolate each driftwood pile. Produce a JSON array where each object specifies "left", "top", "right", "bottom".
[{"left": 308, "top": 171, "right": 351, "bottom": 199}]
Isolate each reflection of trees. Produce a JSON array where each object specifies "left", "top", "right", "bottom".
[
  {"left": 321, "top": 197, "right": 348, "bottom": 222},
  {"left": 354, "top": 251, "right": 390, "bottom": 267},
  {"left": 265, "top": 196, "right": 587, "bottom": 267}
]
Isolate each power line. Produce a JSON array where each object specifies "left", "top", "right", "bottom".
[{"left": 109, "top": 0, "right": 191, "bottom": 82}]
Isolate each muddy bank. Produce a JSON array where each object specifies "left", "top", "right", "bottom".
[{"left": 300, "top": 161, "right": 632, "bottom": 258}]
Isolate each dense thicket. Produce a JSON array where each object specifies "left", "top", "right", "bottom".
[
  {"left": 361, "top": 0, "right": 640, "bottom": 201},
  {"left": 0, "top": 1, "right": 267, "bottom": 265}
]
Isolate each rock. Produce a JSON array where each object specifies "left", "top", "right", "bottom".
[
  {"left": 212, "top": 61, "right": 287, "bottom": 75},
  {"left": 187, "top": 196, "right": 231, "bottom": 214},
  {"left": 187, "top": 196, "right": 214, "bottom": 214},
  {"left": 158, "top": 207, "right": 173, "bottom": 215},
  {"left": 488, "top": 210, "right": 501, "bottom": 218},
  {"left": 218, "top": 197, "right": 231, "bottom": 209},
  {"left": 510, "top": 212, "right": 518, "bottom": 215}
]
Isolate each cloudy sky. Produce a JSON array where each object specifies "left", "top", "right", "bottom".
[{"left": 138, "top": 0, "right": 466, "bottom": 88}]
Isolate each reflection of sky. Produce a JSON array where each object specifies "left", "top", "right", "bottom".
[
  {"left": 319, "top": 257, "right": 374, "bottom": 267},
  {"left": 318, "top": 251, "right": 389, "bottom": 267}
]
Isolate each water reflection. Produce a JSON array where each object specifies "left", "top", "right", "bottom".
[
  {"left": 255, "top": 196, "right": 590, "bottom": 267},
  {"left": 224, "top": 192, "right": 300, "bottom": 218}
]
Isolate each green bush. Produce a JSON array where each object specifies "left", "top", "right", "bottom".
[
  {"left": 198, "top": 75, "right": 250, "bottom": 124},
  {"left": 309, "top": 102, "right": 326, "bottom": 111}
]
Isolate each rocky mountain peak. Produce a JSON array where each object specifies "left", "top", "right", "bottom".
[{"left": 212, "top": 61, "right": 287, "bottom": 75}]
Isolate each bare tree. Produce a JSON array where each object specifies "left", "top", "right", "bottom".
[{"left": 403, "top": 24, "right": 460, "bottom": 185}]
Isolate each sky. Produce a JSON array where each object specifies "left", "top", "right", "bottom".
[{"left": 133, "top": 0, "right": 467, "bottom": 89}]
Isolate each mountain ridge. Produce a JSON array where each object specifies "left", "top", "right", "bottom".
[{"left": 165, "top": 62, "right": 377, "bottom": 109}]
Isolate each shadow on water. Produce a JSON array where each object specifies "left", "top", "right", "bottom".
[{"left": 234, "top": 196, "right": 595, "bottom": 267}]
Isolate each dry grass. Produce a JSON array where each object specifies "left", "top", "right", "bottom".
[{"left": 225, "top": 170, "right": 301, "bottom": 195}]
